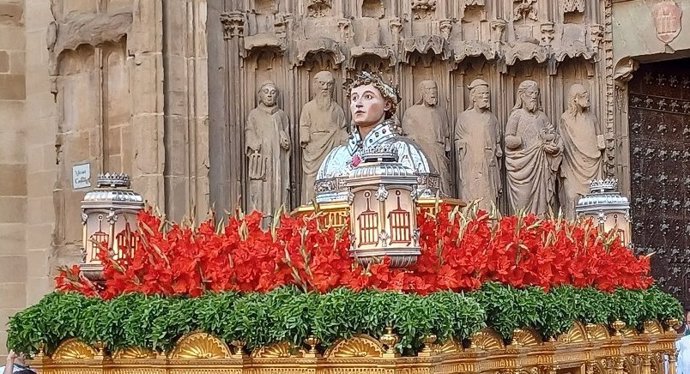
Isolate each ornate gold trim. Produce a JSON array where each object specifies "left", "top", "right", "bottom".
[
  {"left": 557, "top": 321, "right": 588, "bottom": 344},
  {"left": 113, "top": 346, "right": 157, "bottom": 360},
  {"left": 52, "top": 338, "right": 97, "bottom": 361},
  {"left": 251, "top": 341, "right": 306, "bottom": 358},
  {"left": 169, "top": 332, "right": 232, "bottom": 359},
  {"left": 470, "top": 328, "right": 504, "bottom": 351},
  {"left": 30, "top": 325, "right": 680, "bottom": 374},
  {"left": 511, "top": 328, "right": 542, "bottom": 347},
  {"left": 324, "top": 334, "right": 385, "bottom": 358},
  {"left": 621, "top": 326, "right": 639, "bottom": 338},
  {"left": 586, "top": 323, "right": 611, "bottom": 341},
  {"left": 643, "top": 320, "right": 663, "bottom": 335},
  {"left": 436, "top": 338, "right": 463, "bottom": 354}
]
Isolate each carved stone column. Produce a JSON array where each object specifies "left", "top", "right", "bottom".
[
  {"left": 162, "top": 0, "right": 210, "bottom": 222},
  {"left": 209, "top": 6, "right": 246, "bottom": 214}
]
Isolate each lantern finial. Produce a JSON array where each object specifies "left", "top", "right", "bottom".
[
  {"left": 97, "top": 173, "right": 131, "bottom": 188},
  {"left": 589, "top": 178, "right": 618, "bottom": 193}
]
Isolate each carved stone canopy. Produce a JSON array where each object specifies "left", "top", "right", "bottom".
[
  {"left": 295, "top": 38, "right": 346, "bottom": 67},
  {"left": 403, "top": 35, "right": 451, "bottom": 62}
]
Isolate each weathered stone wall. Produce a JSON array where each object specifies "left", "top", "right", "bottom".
[
  {"left": 0, "top": 0, "right": 26, "bottom": 358},
  {"left": 0, "top": 0, "right": 209, "bottom": 356}
]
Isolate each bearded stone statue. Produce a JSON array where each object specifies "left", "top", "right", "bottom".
[
  {"left": 504, "top": 80, "right": 563, "bottom": 215},
  {"left": 559, "top": 83, "right": 605, "bottom": 219},
  {"left": 455, "top": 79, "right": 502, "bottom": 210},
  {"left": 402, "top": 80, "right": 452, "bottom": 195},
  {"left": 299, "top": 71, "right": 348, "bottom": 203}
]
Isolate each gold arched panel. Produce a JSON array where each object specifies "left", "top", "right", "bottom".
[
  {"left": 170, "top": 332, "right": 231, "bottom": 360},
  {"left": 643, "top": 320, "right": 663, "bottom": 335},
  {"left": 621, "top": 326, "right": 639, "bottom": 338},
  {"left": 470, "top": 328, "right": 505, "bottom": 351},
  {"left": 436, "top": 338, "right": 463, "bottom": 354},
  {"left": 52, "top": 338, "right": 97, "bottom": 361},
  {"left": 324, "top": 334, "right": 385, "bottom": 358},
  {"left": 251, "top": 341, "right": 306, "bottom": 358},
  {"left": 585, "top": 324, "right": 611, "bottom": 341},
  {"left": 511, "top": 328, "right": 542, "bottom": 347},
  {"left": 113, "top": 346, "right": 157, "bottom": 360},
  {"left": 557, "top": 321, "right": 588, "bottom": 344}
]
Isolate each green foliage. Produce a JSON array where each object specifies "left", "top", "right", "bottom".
[
  {"left": 610, "top": 288, "right": 646, "bottom": 327},
  {"left": 640, "top": 286, "right": 684, "bottom": 323},
  {"left": 471, "top": 282, "right": 527, "bottom": 339},
  {"left": 572, "top": 287, "right": 614, "bottom": 324},
  {"left": 6, "top": 285, "right": 682, "bottom": 356}
]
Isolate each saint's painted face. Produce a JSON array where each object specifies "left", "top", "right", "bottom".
[
  {"left": 472, "top": 85, "right": 490, "bottom": 109},
  {"left": 521, "top": 85, "right": 539, "bottom": 112},
  {"left": 421, "top": 81, "right": 438, "bottom": 106},
  {"left": 259, "top": 84, "right": 278, "bottom": 106},
  {"left": 350, "top": 84, "right": 391, "bottom": 128}
]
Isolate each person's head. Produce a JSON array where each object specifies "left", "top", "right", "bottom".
[
  {"left": 313, "top": 71, "right": 335, "bottom": 98},
  {"left": 258, "top": 82, "right": 278, "bottom": 107},
  {"left": 416, "top": 80, "right": 438, "bottom": 106},
  {"left": 514, "top": 80, "right": 540, "bottom": 112},
  {"left": 347, "top": 71, "right": 400, "bottom": 128},
  {"left": 567, "top": 83, "right": 590, "bottom": 115},
  {"left": 468, "top": 79, "right": 490, "bottom": 110}
]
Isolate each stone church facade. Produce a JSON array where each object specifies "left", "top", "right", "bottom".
[{"left": 0, "top": 0, "right": 688, "bottom": 353}]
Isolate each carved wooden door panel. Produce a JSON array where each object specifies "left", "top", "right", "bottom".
[{"left": 628, "top": 59, "right": 690, "bottom": 310}]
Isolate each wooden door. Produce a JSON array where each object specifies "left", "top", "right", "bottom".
[{"left": 628, "top": 59, "right": 690, "bottom": 309}]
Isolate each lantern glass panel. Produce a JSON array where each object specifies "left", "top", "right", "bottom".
[
  {"left": 384, "top": 188, "right": 414, "bottom": 246},
  {"left": 84, "top": 212, "right": 110, "bottom": 264},
  {"left": 113, "top": 212, "right": 139, "bottom": 260},
  {"left": 352, "top": 189, "right": 381, "bottom": 248},
  {"left": 602, "top": 211, "right": 630, "bottom": 245}
]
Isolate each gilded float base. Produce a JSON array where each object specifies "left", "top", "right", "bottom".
[{"left": 30, "top": 321, "right": 679, "bottom": 374}]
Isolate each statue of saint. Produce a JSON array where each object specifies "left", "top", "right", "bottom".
[
  {"left": 316, "top": 71, "right": 437, "bottom": 202},
  {"left": 402, "top": 80, "right": 452, "bottom": 195},
  {"left": 455, "top": 79, "right": 502, "bottom": 210},
  {"left": 559, "top": 83, "right": 605, "bottom": 219},
  {"left": 299, "top": 71, "right": 348, "bottom": 203},
  {"left": 245, "top": 82, "right": 291, "bottom": 218},
  {"left": 504, "top": 80, "right": 563, "bottom": 215}
]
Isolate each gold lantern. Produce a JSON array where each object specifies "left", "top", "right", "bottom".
[
  {"left": 576, "top": 179, "right": 632, "bottom": 246},
  {"left": 80, "top": 173, "right": 144, "bottom": 280},
  {"left": 347, "top": 144, "right": 421, "bottom": 267}
]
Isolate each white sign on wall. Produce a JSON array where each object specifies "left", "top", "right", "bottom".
[{"left": 72, "top": 163, "right": 91, "bottom": 189}]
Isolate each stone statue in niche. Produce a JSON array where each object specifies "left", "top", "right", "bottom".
[
  {"left": 411, "top": 0, "right": 437, "bottom": 20},
  {"left": 300, "top": 71, "right": 348, "bottom": 203},
  {"left": 246, "top": 82, "right": 291, "bottom": 218},
  {"left": 559, "top": 83, "right": 605, "bottom": 220},
  {"left": 514, "top": 0, "right": 538, "bottom": 22},
  {"left": 307, "top": 0, "right": 332, "bottom": 17},
  {"left": 504, "top": 80, "right": 563, "bottom": 215},
  {"left": 455, "top": 79, "right": 502, "bottom": 210},
  {"left": 402, "top": 80, "right": 451, "bottom": 195}
]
